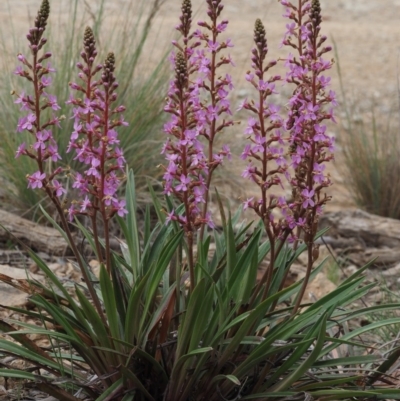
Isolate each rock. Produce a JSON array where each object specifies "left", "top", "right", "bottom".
[
  {"left": 305, "top": 272, "right": 337, "bottom": 301},
  {"left": 381, "top": 263, "right": 400, "bottom": 277},
  {"left": 0, "top": 209, "right": 68, "bottom": 255},
  {"left": 0, "top": 264, "right": 43, "bottom": 307},
  {"left": 345, "top": 264, "right": 359, "bottom": 275},
  {"left": 283, "top": 263, "right": 337, "bottom": 300},
  {"left": 320, "top": 209, "right": 400, "bottom": 248}
]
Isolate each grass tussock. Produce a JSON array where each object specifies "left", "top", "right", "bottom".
[{"left": 335, "top": 42, "right": 400, "bottom": 219}]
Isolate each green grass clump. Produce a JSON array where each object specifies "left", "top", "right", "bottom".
[
  {"left": 0, "top": 0, "right": 169, "bottom": 217},
  {"left": 335, "top": 42, "right": 400, "bottom": 219}
]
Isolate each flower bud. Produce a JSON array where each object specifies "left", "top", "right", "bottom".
[
  {"left": 30, "top": 0, "right": 50, "bottom": 45},
  {"left": 83, "top": 27, "right": 97, "bottom": 62},
  {"left": 180, "top": 0, "right": 192, "bottom": 36},
  {"left": 310, "top": 0, "right": 322, "bottom": 27},
  {"left": 254, "top": 19, "right": 268, "bottom": 60},
  {"left": 174, "top": 52, "right": 188, "bottom": 89}
]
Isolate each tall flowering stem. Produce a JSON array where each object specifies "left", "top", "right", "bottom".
[
  {"left": 163, "top": 0, "right": 234, "bottom": 290},
  {"left": 195, "top": 0, "right": 235, "bottom": 241},
  {"left": 282, "top": 0, "right": 336, "bottom": 313},
  {"left": 13, "top": 0, "right": 107, "bottom": 324},
  {"left": 242, "top": 0, "right": 336, "bottom": 309},
  {"left": 240, "top": 19, "right": 291, "bottom": 304},
  {"left": 67, "top": 28, "right": 127, "bottom": 275}
]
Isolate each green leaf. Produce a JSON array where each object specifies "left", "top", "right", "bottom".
[
  {"left": 74, "top": 218, "right": 100, "bottom": 261},
  {"left": 241, "top": 392, "right": 297, "bottom": 399},
  {"left": 211, "top": 374, "right": 241, "bottom": 386},
  {"left": 313, "top": 355, "right": 379, "bottom": 368},
  {"left": 225, "top": 214, "right": 236, "bottom": 279},
  {"left": 144, "top": 204, "right": 151, "bottom": 247},
  {"left": 310, "top": 389, "right": 379, "bottom": 399},
  {"left": 122, "top": 169, "right": 141, "bottom": 280},
  {"left": 138, "top": 230, "right": 183, "bottom": 341},
  {"left": 297, "top": 376, "right": 364, "bottom": 391},
  {"left": 264, "top": 328, "right": 319, "bottom": 387},
  {"left": 321, "top": 318, "right": 400, "bottom": 357},
  {"left": 120, "top": 366, "right": 156, "bottom": 401},
  {"left": 169, "top": 345, "right": 214, "bottom": 399},
  {"left": 225, "top": 229, "right": 261, "bottom": 301},
  {"left": 95, "top": 378, "right": 124, "bottom": 401},
  {"left": 0, "top": 339, "right": 74, "bottom": 375},
  {"left": 367, "top": 346, "right": 400, "bottom": 385},
  {"left": 270, "top": 311, "right": 328, "bottom": 392},
  {"left": 148, "top": 179, "right": 166, "bottom": 224},
  {"left": 124, "top": 272, "right": 150, "bottom": 344},
  {"left": 0, "top": 369, "right": 38, "bottom": 380},
  {"left": 175, "top": 279, "right": 209, "bottom": 360},
  {"left": 75, "top": 287, "right": 113, "bottom": 351},
  {"left": 99, "top": 265, "right": 122, "bottom": 349},
  {"left": 373, "top": 389, "right": 400, "bottom": 399}
]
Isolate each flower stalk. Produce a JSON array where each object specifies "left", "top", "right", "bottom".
[
  {"left": 163, "top": 0, "right": 234, "bottom": 290},
  {"left": 13, "top": 0, "right": 128, "bottom": 324},
  {"left": 241, "top": 0, "right": 336, "bottom": 310},
  {"left": 13, "top": 0, "right": 108, "bottom": 325},
  {"left": 281, "top": 0, "right": 336, "bottom": 313}
]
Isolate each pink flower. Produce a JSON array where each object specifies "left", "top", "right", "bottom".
[
  {"left": 80, "top": 196, "right": 91, "bottom": 213},
  {"left": 14, "top": 65, "right": 24, "bottom": 76},
  {"left": 216, "top": 21, "right": 228, "bottom": 32},
  {"left": 301, "top": 188, "right": 315, "bottom": 208},
  {"left": 165, "top": 210, "right": 176, "bottom": 224},
  {"left": 175, "top": 174, "right": 191, "bottom": 192},
  {"left": 21, "top": 114, "right": 36, "bottom": 130},
  {"left": 15, "top": 142, "right": 26, "bottom": 158},
  {"left": 47, "top": 94, "right": 60, "bottom": 111},
  {"left": 113, "top": 199, "right": 128, "bottom": 217},
  {"left": 41, "top": 76, "right": 52, "bottom": 87},
  {"left": 207, "top": 40, "right": 219, "bottom": 52},
  {"left": 27, "top": 171, "right": 46, "bottom": 189},
  {"left": 67, "top": 205, "right": 78, "bottom": 222},
  {"left": 14, "top": 92, "right": 31, "bottom": 111},
  {"left": 53, "top": 180, "right": 66, "bottom": 197},
  {"left": 243, "top": 197, "right": 254, "bottom": 210}
]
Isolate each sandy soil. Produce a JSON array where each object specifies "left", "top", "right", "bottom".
[{"left": 2, "top": 0, "right": 400, "bottom": 212}]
